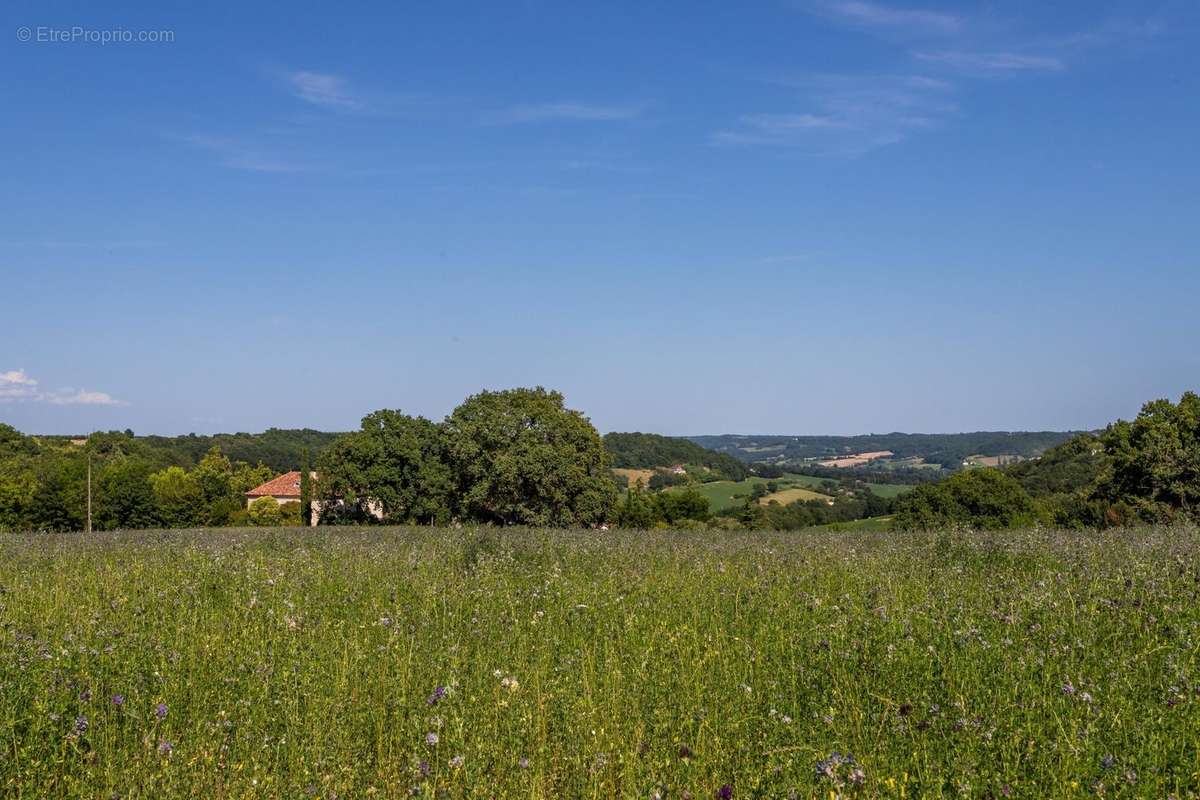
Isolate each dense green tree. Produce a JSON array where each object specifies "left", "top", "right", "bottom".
[
  {"left": 83, "top": 430, "right": 143, "bottom": 460},
  {"left": 300, "top": 449, "right": 313, "bottom": 526},
  {"left": 654, "top": 489, "right": 710, "bottom": 524},
  {"left": 150, "top": 466, "right": 204, "bottom": 528},
  {"left": 647, "top": 471, "right": 686, "bottom": 490},
  {"left": 230, "top": 461, "right": 275, "bottom": 496},
  {"left": 1096, "top": 392, "right": 1200, "bottom": 522},
  {"left": 1006, "top": 433, "right": 1107, "bottom": 496},
  {"left": 738, "top": 496, "right": 769, "bottom": 529},
  {"left": 95, "top": 459, "right": 159, "bottom": 530},
  {"left": 29, "top": 457, "right": 86, "bottom": 532},
  {"left": 0, "top": 426, "right": 38, "bottom": 531},
  {"left": 191, "top": 446, "right": 236, "bottom": 524},
  {"left": 615, "top": 480, "right": 657, "bottom": 528},
  {"left": 445, "top": 388, "right": 617, "bottom": 527},
  {"left": 187, "top": 446, "right": 270, "bottom": 525},
  {"left": 318, "top": 410, "right": 453, "bottom": 525},
  {"left": 893, "top": 468, "right": 1038, "bottom": 531},
  {"left": 278, "top": 501, "right": 302, "bottom": 526},
  {"left": 247, "top": 496, "right": 284, "bottom": 526},
  {"left": 0, "top": 423, "right": 39, "bottom": 460}
]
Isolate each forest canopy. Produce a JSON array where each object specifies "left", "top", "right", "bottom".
[{"left": 894, "top": 392, "right": 1200, "bottom": 530}]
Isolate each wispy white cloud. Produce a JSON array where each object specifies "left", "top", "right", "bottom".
[
  {"left": 0, "top": 369, "right": 126, "bottom": 406},
  {"left": 181, "top": 134, "right": 307, "bottom": 173},
  {"left": 276, "top": 68, "right": 442, "bottom": 118},
  {"left": 730, "top": 4, "right": 1166, "bottom": 154},
  {"left": 287, "top": 70, "right": 361, "bottom": 110},
  {"left": 47, "top": 390, "right": 124, "bottom": 407},
  {"left": 809, "top": 2, "right": 1164, "bottom": 76},
  {"left": 712, "top": 74, "right": 954, "bottom": 153},
  {"left": 485, "top": 102, "right": 643, "bottom": 125},
  {"left": 711, "top": 113, "right": 846, "bottom": 145},
  {"left": 0, "top": 369, "right": 36, "bottom": 387},
  {"left": 821, "top": 0, "right": 963, "bottom": 36},
  {"left": 913, "top": 50, "right": 1064, "bottom": 72}
]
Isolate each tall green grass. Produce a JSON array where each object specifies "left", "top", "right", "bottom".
[{"left": 1, "top": 526, "right": 1197, "bottom": 798}]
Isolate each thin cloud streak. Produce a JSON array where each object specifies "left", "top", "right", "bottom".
[
  {"left": 485, "top": 102, "right": 643, "bottom": 124},
  {"left": 727, "top": 4, "right": 1165, "bottom": 154},
  {"left": 822, "top": 0, "right": 963, "bottom": 36},
  {"left": 287, "top": 71, "right": 361, "bottom": 110},
  {"left": 181, "top": 134, "right": 308, "bottom": 173},
  {"left": 914, "top": 50, "right": 1064, "bottom": 72},
  {"left": 712, "top": 73, "right": 955, "bottom": 153}
]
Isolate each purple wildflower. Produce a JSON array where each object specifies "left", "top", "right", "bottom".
[
  {"left": 155, "top": 703, "right": 168, "bottom": 721},
  {"left": 519, "top": 757, "right": 530, "bottom": 769},
  {"left": 449, "top": 754, "right": 464, "bottom": 768},
  {"left": 425, "top": 732, "right": 439, "bottom": 746},
  {"left": 158, "top": 740, "right": 173, "bottom": 756},
  {"left": 815, "top": 752, "right": 858, "bottom": 785},
  {"left": 427, "top": 686, "right": 447, "bottom": 706},
  {"left": 716, "top": 784, "right": 733, "bottom": 799},
  {"left": 74, "top": 715, "right": 89, "bottom": 735},
  {"left": 111, "top": 694, "right": 125, "bottom": 707},
  {"left": 418, "top": 760, "right": 431, "bottom": 778}
]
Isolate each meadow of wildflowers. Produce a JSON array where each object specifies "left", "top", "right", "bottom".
[{"left": 1, "top": 526, "right": 1198, "bottom": 798}]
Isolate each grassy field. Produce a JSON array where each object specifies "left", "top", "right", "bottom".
[
  {"left": 863, "top": 483, "right": 914, "bottom": 499},
  {"left": 3, "top": 526, "right": 1199, "bottom": 798},
  {"left": 666, "top": 476, "right": 779, "bottom": 511},
  {"left": 785, "top": 474, "right": 915, "bottom": 499},
  {"left": 667, "top": 475, "right": 832, "bottom": 512},
  {"left": 758, "top": 486, "right": 829, "bottom": 505}
]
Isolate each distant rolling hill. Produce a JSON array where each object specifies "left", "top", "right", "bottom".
[
  {"left": 603, "top": 432, "right": 749, "bottom": 481},
  {"left": 689, "top": 431, "right": 1082, "bottom": 471}
]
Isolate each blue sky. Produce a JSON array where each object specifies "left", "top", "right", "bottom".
[{"left": 3, "top": 0, "right": 1198, "bottom": 436}]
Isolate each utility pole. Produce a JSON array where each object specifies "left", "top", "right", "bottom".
[{"left": 86, "top": 454, "right": 92, "bottom": 534}]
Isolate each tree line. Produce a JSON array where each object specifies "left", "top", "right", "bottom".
[
  {"left": 2, "top": 384, "right": 902, "bottom": 532},
  {"left": 0, "top": 426, "right": 280, "bottom": 531},
  {"left": 893, "top": 392, "right": 1200, "bottom": 530},
  {"left": 32, "top": 428, "right": 341, "bottom": 473}
]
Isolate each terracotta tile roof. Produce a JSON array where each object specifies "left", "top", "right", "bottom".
[{"left": 245, "top": 471, "right": 303, "bottom": 498}]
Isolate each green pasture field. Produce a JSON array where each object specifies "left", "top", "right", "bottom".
[
  {"left": 666, "top": 476, "right": 779, "bottom": 511},
  {"left": 863, "top": 483, "right": 914, "bottom": 499},
  {"left": 2, "top": 526, "right": 1198, "bottom": 798},
  {"left": 814, "top": 515, "right": 895, "bottom": 532},
  {"left": 671, "top": 474, "right": 912, "bottom": 511},
  {"left": 783, "top": 473, "right": 914, "bottom": 498}
]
